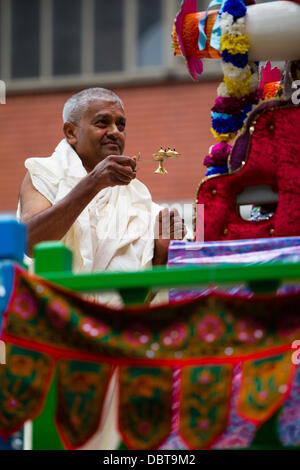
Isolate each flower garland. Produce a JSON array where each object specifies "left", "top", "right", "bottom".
[{"left": 205, "top": 0, "right": 262, "bottom": 177}]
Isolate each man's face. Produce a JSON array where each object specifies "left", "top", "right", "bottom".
[{"left": 69, "top": 99, "right": 126, "bottom": 172}]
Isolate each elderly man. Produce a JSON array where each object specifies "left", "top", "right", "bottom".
[
  {"left": 17, "top": 87, "right": 185, "bottom": 449},
  {"left": 19, "top": 88, "right": 185, "bottom": 278}
]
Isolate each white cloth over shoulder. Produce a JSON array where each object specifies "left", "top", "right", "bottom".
[
  {"left": 23, "top": 139, "right": 162, "bottom": 305},
  {"left": 18, "top": 139, "right": 171, "bottom": 450},
  {"left": 18, "top": 139, "right": 167, "bottom": 450}
]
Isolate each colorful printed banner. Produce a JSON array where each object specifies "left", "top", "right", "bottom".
[{"left": 0, "top": 265, "right": 300, "bottom": 449}]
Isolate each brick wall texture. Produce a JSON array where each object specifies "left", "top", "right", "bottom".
[{"left": 0, "top": 79, "right": 219, "bottom": 212}]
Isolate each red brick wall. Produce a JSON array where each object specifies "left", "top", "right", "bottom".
[{"left": 0, "top": 79, "right": 219, "bottom": 212}]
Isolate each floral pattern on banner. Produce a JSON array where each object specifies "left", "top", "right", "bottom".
[
  {"left": 0, "top": 266, "right": 300, "bottom": 449},
  {"left": 4, "top": 270, "right": 300, "bottom": 361},
  {"left": 0, "top": 344, "right": 54, "bottom": 436},
  {"left": 119, "top": 367, "right": 173, "bottom": 450},
  {"left": 238, "top": 352, "right": 294, "bottom": 423},
  {"left": 56, "top": 359, "right": 113, "bottom": 449},
  {"left": 179, "top": 365, "right": 233, "bottom": 449}
]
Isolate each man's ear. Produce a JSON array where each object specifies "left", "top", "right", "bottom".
[{"left": 63, "top": 121, "right": 78, "bottom": 145}]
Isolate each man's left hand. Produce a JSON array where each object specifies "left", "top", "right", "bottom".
[{"left": 152, "top": 208, "right": 186, "bottom": 266}]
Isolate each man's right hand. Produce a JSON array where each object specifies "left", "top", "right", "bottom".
[
  {"left": 20, "top": 155, "right": 137, "bottom": 256},
  {"left": 90, "top": 155, "right": 137, "bottom": 191}
]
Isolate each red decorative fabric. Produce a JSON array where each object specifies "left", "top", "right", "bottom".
[
  {"left": 196, "top": 101, "right": 300, "bottom": 241},
  {"left": 1, "top": 266, "right": 300, "bottom": 449}
]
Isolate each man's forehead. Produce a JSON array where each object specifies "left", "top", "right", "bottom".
[{"left": 84, "top": 98, "right": 125, "bottom": 118}]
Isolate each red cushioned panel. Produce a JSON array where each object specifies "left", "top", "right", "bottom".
[{"left": 196, "top": 101, "right": 300, "bottom": 241}]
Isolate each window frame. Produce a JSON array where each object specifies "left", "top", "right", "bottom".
[{"left": 1, "top": 0, "right": 221, "bottom": 92}]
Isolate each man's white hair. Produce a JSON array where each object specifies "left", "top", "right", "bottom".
[{"left": 62, "top": 87, "right": 123, "bottom": 124}]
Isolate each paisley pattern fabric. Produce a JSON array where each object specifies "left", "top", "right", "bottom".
[
  {"left": 278, "top": 364, "right": 300, "bottom": 446},
  {"left": 168, "top": 237, "right": 300, "bottom": 302},
  {"left": 212, "top": 363, "right": 256, "bottom": 449},
  {"left": 0, "top": 265, "right": 299, "bottom": 450}
]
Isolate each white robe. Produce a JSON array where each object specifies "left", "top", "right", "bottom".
[
  {"left": 21, "top": 139, "right": 163, "bottom": 306},
  {"left": 19, "top": 139, "right": 165, "bottom": 450}
]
